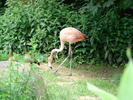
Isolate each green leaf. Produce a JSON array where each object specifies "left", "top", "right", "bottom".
[
  {"left": 118, "top": 58, "right": 133, "bottom": 100},
  {"left": 87, "top": 83, "right": 117, "bottom": 100},
  {"left": 104, "top": 50, "right": 109, "bottom": 59},
  {"left": 90, "top": 49, "right": 94, "bottom": 53},
  {"left": 126, "top": 47, "right": 132, "bottom": 60},
  {"left": 103, "top": 0, "right": 114, "bottom": 8}
]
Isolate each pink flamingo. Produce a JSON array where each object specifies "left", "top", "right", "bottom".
[{"left": 48, "top": 27, "right": 88, "bottom": 76}]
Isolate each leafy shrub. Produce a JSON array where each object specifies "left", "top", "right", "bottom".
[
  {"left": 0, "top": 0, "right": 132, "bottom": 66},
  {"left": 0, "top": 51, "right": 8, "bottom": 61},
  {"left": 0, "top": 61, "right": 47, "bottom": 99},
  {"left": 75, "top": 0, "right": 133, "bottom": 65}
]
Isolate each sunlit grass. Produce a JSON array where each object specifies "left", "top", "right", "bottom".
[
  {"left": 41, "top": 71, "right": 118, "bottom": 100},
  {"left": 90, "top": 78, "right": 118, "bottom": 96}
]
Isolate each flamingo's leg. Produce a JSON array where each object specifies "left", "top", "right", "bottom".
[
  {"left": 68, "top": 44, "right": 72, "bottom": 76},
  {"left": 53, "top": 44, "right": 72, "bottom": 76},
  {"left": 53, "top": 55, "right": 69, "bottom": 73}
]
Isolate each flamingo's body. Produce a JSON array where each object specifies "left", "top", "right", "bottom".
[
  {"left": 48, "top": 27, "right": 88, "bottom": 76},
  {"left": 60, "top": 27, "right": 87, "bottom": 43}
]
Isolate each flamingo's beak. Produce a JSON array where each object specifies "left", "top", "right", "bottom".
[{"left": 48, "top": 61, "right": 52, "bottom": 69}]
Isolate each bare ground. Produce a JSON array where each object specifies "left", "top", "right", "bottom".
[{"left": 38, "top": 63, "right": 123, "bottom": 81}]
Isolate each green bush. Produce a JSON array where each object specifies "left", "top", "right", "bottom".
[
  {"left": 0, "top": 51, "right": 8, "bottom": 61},
  {"left": 0, "top": 0, "right": 82, "bottom": 53},
  {"left": 0, "top": 0, "right": 132, "bottom": 66},
  {"left": 0, "top": 61, "right": 47, "bottom": 100},
  {"left": 0, "top": 62, "right": 35, "bottom": 99},
  {"left": 77, "top": 0, "right": 133, "bottom": 65}
]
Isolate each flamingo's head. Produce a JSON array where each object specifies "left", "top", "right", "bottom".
[{"left": 48, "top": 57, "right": 53, "bottom": 69}]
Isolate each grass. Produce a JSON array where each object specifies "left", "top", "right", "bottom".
[
  {"left": 41, "top": 72, "right": 93, "bottom": 100},
  {"left": 39, "top": 65, "right": 119, "bottom": 100},
  {"left": 0, "top": 51, "right": 8, "bottom": 61},
  {"left": 90, "top": 78, "right": 118, "bottom": 96},
  {"left": 111, "top": 74, "right": 122, "bottom": 84}
]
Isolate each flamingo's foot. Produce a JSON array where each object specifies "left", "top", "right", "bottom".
[
  {"left": 52, "top": 70, "right": 58, "bottom": 74},
  {"left": 67, "top": 73, "right": 72, "bottom": 76}
]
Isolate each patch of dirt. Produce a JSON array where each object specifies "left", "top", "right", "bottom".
[
  {"left": 39, "top": 63, "right": 92, "bottom": 81},
  {"left": 91, "top": 66, "right": 124, "bottom": 78},
  {"left": 39, "top": 63, "right": 124, "bottom": 81},
  {"left": 78, "top": 96, "right": 101, "bottom": 100},
  {"left": 56, "top": 81, "right": 75, "bottom": 86}
]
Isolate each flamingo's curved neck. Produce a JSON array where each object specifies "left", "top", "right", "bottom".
[{"left": 49, "top": 40, "right": 64, "bottom": 58}]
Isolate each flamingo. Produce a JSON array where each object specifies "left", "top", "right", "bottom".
[{"left": 48, "top": 27, "right": 88, "bottom": 76}]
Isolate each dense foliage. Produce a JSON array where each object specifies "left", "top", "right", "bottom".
[
  {"left": 0, "top": 62, "right": 47, "bottom": 99},
  {"left": 0, "top": 0, "right": 133, "bottom": 66}
]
